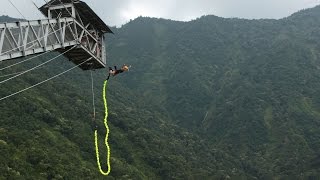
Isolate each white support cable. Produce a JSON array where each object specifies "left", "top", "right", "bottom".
[
  {"left": 0, "top": 66, "right": 45, "bottom": 78},
  {"left": 30, "top": 0, "right": 39, "bottom": 9},
  {"left": 0, "top": 45, "right": 76, "bottom": 84},
  {"left": 1, "top": 21, "right": 75, "bottom": 55},
  {"left": 7, "top": 0, "right": 26, "bottom": 19},
  {"left": 29, "top": 0, "right": 46, "bottom": 18},
  {"left": 0, "top": 50, "right": 52, "bottom": 71},
  {"left": 0, "top": 57, "right": 92, "bottom": 102},
  {"left": 0, "top": 71, "right": 24, "bottom": 78}
]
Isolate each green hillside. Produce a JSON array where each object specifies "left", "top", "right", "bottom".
[{"left": 1, "top": 5, "right": 320, "bottom": 179}]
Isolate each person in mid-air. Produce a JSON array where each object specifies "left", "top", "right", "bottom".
[{"left": 107, "top": 64, "right": 130, "bottom": 80}]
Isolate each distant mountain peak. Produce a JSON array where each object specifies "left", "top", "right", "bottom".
[
  {"left": 0, "top": 15, "right": 24, "bottom": 23},
  {"left": 288, "top": 4, "right": 320, "bottom": 19}
]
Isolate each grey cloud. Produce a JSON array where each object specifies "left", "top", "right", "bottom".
[{"left": 1, "top": 0, "right": 319, "bottom": 27}]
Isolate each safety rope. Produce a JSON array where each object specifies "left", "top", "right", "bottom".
[
  {"left": 90, "top": 71, "right": 96, "bottom": 120},
  {"left": 94, "top": 80, "right": 111, "bottom": 175}
]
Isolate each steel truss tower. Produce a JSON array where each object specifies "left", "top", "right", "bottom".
[{"left": 0, "top": 0, "right": 113, "bottom": 70}]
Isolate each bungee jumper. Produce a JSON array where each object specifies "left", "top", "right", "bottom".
[
  {"left": 95, "top": 64, "right": 130, "bottom": 175},
  {"left": 1, "top": 0, "right": 118, "bottom": 176},
  {"left": 107, "top": 64, "right": 130, "bottom": 80}
]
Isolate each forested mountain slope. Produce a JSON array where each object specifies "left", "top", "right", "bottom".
[{"left": 1, "top": 5, "right": 320, "bottom": 179}]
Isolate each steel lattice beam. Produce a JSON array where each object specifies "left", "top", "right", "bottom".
[
  {"left": 0, "top": 0, "right": 112, "bottom": 70},
  {"left": 0, "top": 17, "right": 106, "bottom": 69}
]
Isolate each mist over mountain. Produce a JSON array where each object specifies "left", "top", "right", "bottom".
[{"left": 1, "top": 5, "right": 320, "bottom": 179}]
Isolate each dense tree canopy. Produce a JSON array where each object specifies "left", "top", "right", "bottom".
[{"left": 1, "top": 5, "right": 320, "bottom": 179}]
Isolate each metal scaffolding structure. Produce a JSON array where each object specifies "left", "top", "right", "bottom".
[{"left": 0, "top": 0, "right": 112, "bottom": 70}]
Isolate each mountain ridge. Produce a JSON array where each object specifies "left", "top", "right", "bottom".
[
  {"left": 108, "top": 4, "right": 320, "bottom": 178},
  {"left": 1, "top": 4, "right": 320, "bottom": 179}
]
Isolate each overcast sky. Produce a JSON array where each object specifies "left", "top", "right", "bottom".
[{"left": 1, "top": 0, "right": 320, "bottom": 27}]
